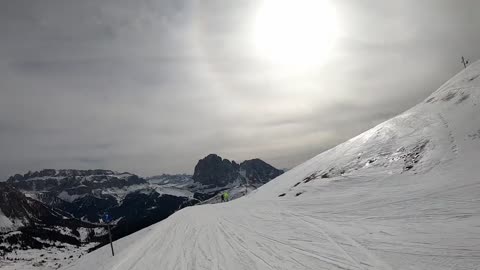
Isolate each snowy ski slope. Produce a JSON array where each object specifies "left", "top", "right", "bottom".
[{"left": 63, "top": 62, "right": 480, "bottom": 270}]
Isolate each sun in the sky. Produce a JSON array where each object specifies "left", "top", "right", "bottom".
[{"left": 252, "top": 0, "right": 339, "bottom": 68}]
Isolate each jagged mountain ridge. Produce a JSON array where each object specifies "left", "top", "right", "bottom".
[
  {"left": 193, "top": 154, "right": 284, "bottom": 187},
  {"left": 7, "top": 169, "right": 145, "bottom": 196}
]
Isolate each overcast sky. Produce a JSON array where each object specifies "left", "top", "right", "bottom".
[{"left": 1, "top": 0, "right": 479, "bottom": 180}]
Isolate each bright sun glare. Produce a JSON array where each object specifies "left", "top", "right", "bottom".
[{"left": 252, "top": 0, "right": 339, "bottom": 68}]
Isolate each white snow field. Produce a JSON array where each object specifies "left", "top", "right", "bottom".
[{"left": 63, "top": 63, "right": 480, "bottom": 270}]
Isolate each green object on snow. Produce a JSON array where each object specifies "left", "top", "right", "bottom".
[{"left": 223, "top": 192, "right": 230, "bottom": 201}]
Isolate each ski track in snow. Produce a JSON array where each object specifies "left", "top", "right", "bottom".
[{"left": 60, "top": 63, "right": 480, "bottom": 270}]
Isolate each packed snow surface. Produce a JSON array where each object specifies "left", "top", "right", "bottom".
[{"left": 63, "top": 63, "right": 480, "bottom": 269}]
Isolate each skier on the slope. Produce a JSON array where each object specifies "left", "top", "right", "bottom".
[{"left": 222, "top": 191, "right": 230, "bottom": 202}]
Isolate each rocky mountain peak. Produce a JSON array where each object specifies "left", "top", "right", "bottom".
[
  {"left": 193, "top": 154, "right": 240, "bottom": 187},
  {"left": 240, "top": 159, "right": 284, "bottom": 184},
  {"left": 192, "top": 154, "right": 283, "bottom": 187}
]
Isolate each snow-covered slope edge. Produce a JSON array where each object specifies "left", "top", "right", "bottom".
[{"left": 63, "top": 62, "right": 480, "bottom": 270}]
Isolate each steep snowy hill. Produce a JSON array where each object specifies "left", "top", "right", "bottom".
[{"left": 63, "top": 63, "right": 480, "bottom": 270}]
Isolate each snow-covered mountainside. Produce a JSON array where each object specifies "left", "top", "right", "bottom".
[
  {"left": 63, "top": 62, "right": 480, "bottom": 270},
  {"left": 0, "top": 170, "right": 197, "bottom": 270},
  {"left": 7, "top": 169, "right": 145, "bottom": 206},
  {"left": 0, "top": 183, "right": 108, "bottom": 270},
  {"left": 6, "top": 170, "right": 197, "bottom": 238}
]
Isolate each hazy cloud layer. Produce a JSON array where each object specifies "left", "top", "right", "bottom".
[{"left": 1, "top": 0, "right": 479, "bottom": 179}]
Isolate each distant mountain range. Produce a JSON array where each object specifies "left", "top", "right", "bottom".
[{"left": 0, "top": 154, "right": 283, "bottom": 267}]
